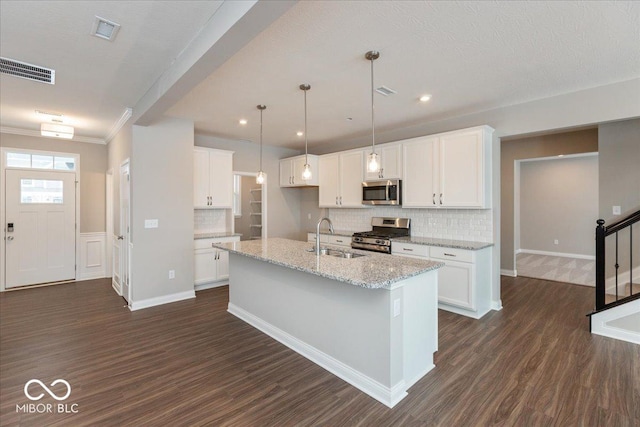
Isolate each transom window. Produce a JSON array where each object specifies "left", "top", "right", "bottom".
[{"left": 6, "top": 151, "right": 76, "bottom": 171}]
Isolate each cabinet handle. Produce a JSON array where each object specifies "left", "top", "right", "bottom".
[
  {"left": 433, "top": 193, "right": 436, "bottom": 205},
  {"left": 439, "top": 193, "right": 443, "bottom": 205},
  {"left": 403, "top": 248, "right": 414, "bottom": 252},
  {"left": 292, "top": 176, "right": 295, "bottom": 185},
  {"left": 444, "top": 253, "right": 456, "bottom": 257},
  {"left": 339, "top": 196, "right": 342, "bottom": 205},
  {"left": 336, "top": 196, "right": 338, "bottom": 205},
  {"left": 336, "top": 239, "right": 343, "bottom": 243}
]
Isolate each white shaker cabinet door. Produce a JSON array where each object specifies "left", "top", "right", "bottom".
[
  {"left": 319, "top": 154, "right": 340, "bottom": 207},
  {"left": 437, "top": 260, "right": 474, "bottom": 310},
  {"left": 439, "top": 129, "right": 484, "bottom": 208},
  {"left": 402, "top": 136, "right": 438, "bottom": 207},
  {"left": 339, "top": 150, "right": 364, "bottom": 207},
  {"left": 194, "top": 148, "right": 211, "bottom": 207}
]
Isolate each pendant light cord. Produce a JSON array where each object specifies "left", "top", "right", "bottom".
[
  {"left": 259, "top": 108, "right": 263, "bottom": 171},
  {"left": 304, "top": 88, "right": 308, "bottom": 163},
  {"left": 370, "top": 54, "right": 375, "bottom": 154}
]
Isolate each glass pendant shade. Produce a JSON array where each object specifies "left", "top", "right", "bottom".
[
  {"left": 256, "top": 171, "right": 265, "bottom": 184},
  {"left": 367, "top": 152, "right": 379, "bottom": 173},
  {"left": 302, "top": 163, "right": 312, "bottom": 180}
]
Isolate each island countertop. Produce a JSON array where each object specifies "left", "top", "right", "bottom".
[{"left": 213, "top": 238, "right": 443, "bottom": 289}]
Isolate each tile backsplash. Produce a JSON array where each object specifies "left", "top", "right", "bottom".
[
  {"left": 328, "top": 206, "right": 493, "bottom": 242},
  {"left": 194, "top": 209, "right": 228, "bottom": 232}
]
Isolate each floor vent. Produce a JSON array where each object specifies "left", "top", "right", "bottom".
[{"left": 0, "top": 57, "right": 55, "bottom": 84}]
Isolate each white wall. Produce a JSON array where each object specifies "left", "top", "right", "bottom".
[
  {"left": 519, "top": 155, "right": 598, "bottom": 257},
  {"left": 130, "top": 117, "right": 194, "bottom": 304}
]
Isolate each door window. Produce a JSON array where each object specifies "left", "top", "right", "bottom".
[{"left": 20, "top": 179, "right": 63, "bottom": 204}]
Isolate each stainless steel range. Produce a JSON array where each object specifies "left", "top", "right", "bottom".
[{"left": 351, "top": 217, "right": 410, "bottom": 254}]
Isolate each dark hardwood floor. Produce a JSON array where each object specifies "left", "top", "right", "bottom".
[{"left": 1, "top": 276, "right": 638, "bottom": 426}]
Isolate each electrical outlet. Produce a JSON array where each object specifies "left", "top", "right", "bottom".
[
  {"left": 554, "top": 239, "right": 559, "bottom": 245},
  {"left": 308, "top": 213, "right": 311, "bottom": 220},
  {"left": 169, "top": 270, "right": 175, "bottom": 279},
  {"left": 145, "top": 219, "right": 159, "bottom": 229},
  {"left": 393, "top": 299, "right": 401, "bottom": 317}
]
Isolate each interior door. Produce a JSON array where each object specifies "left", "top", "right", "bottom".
[
  {"left": 120, "top": 162, "right": 130, "bottom": 303},
  {"left": 5, "top": 169, "right": 76, "bottom": 288}
]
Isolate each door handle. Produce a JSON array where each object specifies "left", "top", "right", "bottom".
[
  {"left": 117, "top": 235, "right": 124, "bottom": 240},
  {"left": 6, "top": 236, "right": 14, "bottom": 241}
]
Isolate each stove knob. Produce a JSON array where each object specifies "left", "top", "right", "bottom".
[{"left": 375, "top": 239, "right": 382, "bottom": 244}]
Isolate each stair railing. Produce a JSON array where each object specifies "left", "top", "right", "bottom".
[{"left": 595, "top": 209, "right": 640, "bottom": 311}]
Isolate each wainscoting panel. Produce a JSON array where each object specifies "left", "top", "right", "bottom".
[
  {"left": 112, "top": 236, "right": 121, "bottom": 294},
  {"left": 78, "top": 232, "right": 107, "bottom": 281}
]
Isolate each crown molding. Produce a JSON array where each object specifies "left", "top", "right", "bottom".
[
  {"left": 105, "top": 107, "right": 133, "bottom": 143},
  {"left": 0, "top": 126, "right": 106, "bottom": 145}
]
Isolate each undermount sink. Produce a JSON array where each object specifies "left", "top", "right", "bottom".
[{"left": 307, "top": 247, "right": 366, "bottom": 259}]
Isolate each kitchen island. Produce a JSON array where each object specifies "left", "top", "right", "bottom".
[{"left": 212, "top": 238, "right": 443, "bottom": 408}]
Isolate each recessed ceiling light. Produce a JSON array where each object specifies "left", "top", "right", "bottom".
[
  {"left": 91, "top": 16, "right": 121, "bottom": 41},
  {"left": 346, "top": 117, "right": 353, "bottom": 121},
  {"left": 239, "top": 119, "right": 247, "bottom": 125},
  {"left": 419, "top": 94, "right": 432, "bottom": 102},
  {"left": 296, "top": 131, "right": 303, "bottom": 137},
  {"left": 375, "top": 86, "right": 396, "bottom": 96}
]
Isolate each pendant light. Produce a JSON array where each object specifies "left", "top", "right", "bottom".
[
  {"left": 300, "top": 83, "right": 312, "bottom": 181},
  {"left": 365, "top": 50, "right": 380, "bottom": 173},
  {"left": 256, "top": 104, "right": 266, "bottom": 184}
]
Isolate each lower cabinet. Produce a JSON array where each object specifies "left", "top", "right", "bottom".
[
  {"left": 194, "top": 236, "right": 239, "bottom": 290},
  {"left": 392, "top": 242, "right": 492, "bottom": 319},
  {"left": 307, "top": 233, "right": 351, "bottom": 248}
]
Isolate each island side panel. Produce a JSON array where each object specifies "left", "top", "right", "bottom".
[{"left": 227, "top": 254, "right": 395, "bottom": 387}]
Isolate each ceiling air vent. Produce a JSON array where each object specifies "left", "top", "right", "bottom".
[
  {"left": 91, "top": 16, "right": 121, "bottom": 41},
  {"left": 0, "top": 57, "right": 55, "bottom": 84},
  {"left": 375, "top": 86, "right": 397, "bottom": 96}
]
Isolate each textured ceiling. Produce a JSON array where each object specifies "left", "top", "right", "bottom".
[
  {"left": 1, "top": 1, "right": 638, "bottom": 149},
  {"left": 167, "top": 0, "right": 640, "bottom": 151},
  {"left": 0, "top": 0, "right": 224, "bottom": 140}
]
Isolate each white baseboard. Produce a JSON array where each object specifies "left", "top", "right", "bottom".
[
  {"left": 500, "top": 269, "right": 517, "bottom": 277},
  {"left": 195, "top": 281, "right": 228, "bottom": 291},
  {"left": 491, "top": 299, "right": 503, "bottom": 311},
  {"left": 228, "top": 302, "right": 407, "bottom": 408},
  {"left": 111, "top": 278, "right": 121, "bottom": 296},
  {"left": 129, "top": 290, "right": 195, "bottom": 311},
  {"left": 517, "top": 249, "right": 595, "bottom": 260},
  {"left": 77, "top": 232, "right": 107, "bottom": 281},
  {"left": 591, "top": 299, "right": 640, "bottom": 345}
]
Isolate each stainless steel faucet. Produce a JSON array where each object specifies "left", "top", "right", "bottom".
[{"left": 316, "top": 217, "right": 334, "bottom": 255}]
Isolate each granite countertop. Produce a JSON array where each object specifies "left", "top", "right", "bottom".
[
  {"left": 311, "top": 231, "right": 492, "bottom": 250},
  {"left": 309, "top": 229, "right": 364, "bottom": 238},
  {"left": 212, "top": 238, "right": 443, "bottom": 289},
  {"left": 392, "top": 236, "right": 493, "bottom": 251},
  {"left": 194, "top": 232, "right": 242, "bottom": 240}
]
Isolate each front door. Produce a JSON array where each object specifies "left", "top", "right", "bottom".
[{"left": 5, "top": 169, "right": 76, "bottom": 288}]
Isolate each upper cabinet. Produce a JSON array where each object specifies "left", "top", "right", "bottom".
[
  {"left": 280, "top": 154, "right": 319, "bottom": 187},
  {"left": 319, "top": 150, "right": 364, "bottom": 208},
  {"left": 363, "top": 143, "right": 402, "bottom": 181},
  {"left": 403, "top": 126, "right": 493, "bottom": 209},
  {"left": 194, "top": 147, "right": 234, "bottom": 208}
]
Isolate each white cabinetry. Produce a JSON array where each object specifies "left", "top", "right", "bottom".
[
  {"left": 364, "top": 143, "right": 402, "bottom": 181},
  {"left": 307, "top": 233, "right": 350, "bottom": 248},
  {"left": 319, "top": 150, "right": 364, "bottom": 207},
  {"left": 194, "top": 148, "right": 234, "bottom": 208},
  {"left": 280, "top": 154, "right": 319, "bottom": 187},
  {"left": 402, "top": 126, "right": 492, "bottom": 208},
  {"left": 194, "top": 236, "right": 239, "bottom": 290},
  {"left": 392, "top": 241, "right": 492, "bottom": 319}
]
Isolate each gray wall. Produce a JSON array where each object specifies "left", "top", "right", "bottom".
[
  {"left": 520, "top": 155, "right": 598, "bottom": 256},
  {"left": 195, "top": 134, "right": 304, "bottom": 240},
  {"left": 598, "top": 118, "right": 640, "bottom": 280},
  {"left": 131, "top": 117, "right": 194, "bottom": 302},
  {"left": 501, "top": 129, "right": 598, "bottom": 271},
  {"left": 0, "top": 132, "right": 107, "bottom": 233}
]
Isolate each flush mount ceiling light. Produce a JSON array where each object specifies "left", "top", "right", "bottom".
[
  {"left": 256, "top": 105, "right": 266, "bottom": 185},
  {"left": 419, "top": 94, "right": 432, "bottom": 102},
  {"left": 300, "top": 83, "right": 312, "bottom": 181},
  {"left": 41, "top": 123, "right": 74, "bottom": 139},
  {"left": 239, "top": 119, "right": 248, "bottom": 125},
  {"left": 91, "top": 16, "right": 121, "bottom": 41},
  {"left": 365, "top": 50, "right": 380, "bottom": 174}
]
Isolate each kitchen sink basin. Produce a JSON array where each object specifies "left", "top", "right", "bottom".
[{"left": 307, "top": 247, "right": 366, "bottom": 259}]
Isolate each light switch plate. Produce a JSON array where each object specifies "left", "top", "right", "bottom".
[
  {"left": 145, "top": 219, "right": 159, "bottom": 228},
  {"left": 613, "top": 206, "right": 621, "bottom": 215}
]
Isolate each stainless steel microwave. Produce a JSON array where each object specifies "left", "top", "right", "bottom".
[{"left": 362, "top": 179, "right": 402, "bottom": 205}]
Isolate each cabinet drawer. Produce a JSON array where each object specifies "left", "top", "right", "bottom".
[
  {"left": 194, "top": 236, "right": 239, "bottom": 250},
  {"left": 392, "top": 242, "right": 429, "bottom": 258},
  {"left": 429, "top": 246, "right": 473, "bottom": 263},
  {"left": 326, "top": 235, "right": 350, "bottom": 247}
]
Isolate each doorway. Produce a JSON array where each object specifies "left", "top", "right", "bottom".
[
  {"left": 233, "top": 172, "right": 266, "bottom": 241},
  {"left": 1, "top": 148, "right": 79, "bottom": 290}
]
